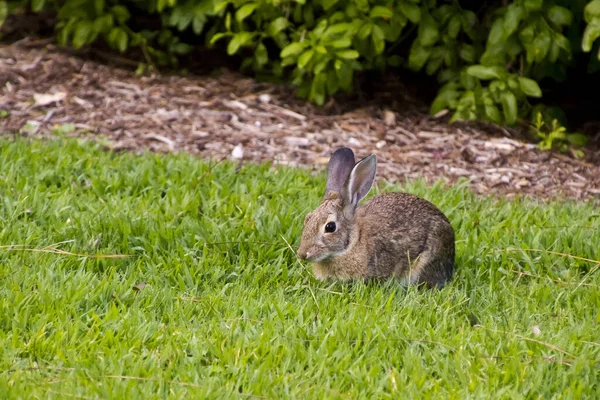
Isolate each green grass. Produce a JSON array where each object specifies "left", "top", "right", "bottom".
[{"left": 0, "top": 137, "right": 599, "bottom": 399}]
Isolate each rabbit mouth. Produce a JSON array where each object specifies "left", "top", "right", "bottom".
[{"left": 298, "top": 250, "right": 330, "bottom": 263}]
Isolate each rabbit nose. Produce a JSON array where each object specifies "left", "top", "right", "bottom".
[{"left": 298, "top": 250, "right": 310, "bottom": 260}]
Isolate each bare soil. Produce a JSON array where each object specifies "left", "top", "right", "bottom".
[{"left": 2, "top": 39, "right": 600, "bottom": 201}]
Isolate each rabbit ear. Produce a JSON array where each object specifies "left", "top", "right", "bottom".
[
  {"left": 344, "top": 154, "right": 376, "bottom": 209},
  {"left": 325, "top": 147, "right": 355, "bottom": 197}
]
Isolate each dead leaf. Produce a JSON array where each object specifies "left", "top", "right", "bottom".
[
  {"left": 231, "top": 144, "right": 244, "bottom": 159},
  {"left": 33, "top": 92, "right": 66, "bottom": 106},
  {"left": 383, "top": 110, "right": 396, "bottom": 126},
  {"left": 284, "top": 136, "right": 310, "bottom": 147}
]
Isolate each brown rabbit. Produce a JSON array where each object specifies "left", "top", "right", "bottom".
[{"left": 297, "top": 147, "right": 455, "bottom": 288}]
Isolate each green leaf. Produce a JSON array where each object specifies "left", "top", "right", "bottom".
[
  {"left": 501, "top": 91, "right": 518, "bottom": 125},
  {"left": 31, "top": 0, "right": 45, "bottom": 12},
  {"left": 369, "top": 6, "right": 393, "bottom": 19},
  {"left": 255, "top": 42, "right": 268, "bottom": 67},
  {"left": 94, "top": 15, "right": 114, "bottom": 34},
  {"left": 419, "top": 13, "right": 439, "bottom": 47},
  {"left": 459, "top": 44, "right": 476, "bottom": 63},
  {"left": 430, "top": 88, "right": 459, "bottom": 114},
  {"left": 298, "top": 49, "right": 314, "bottom": 68},
  {"left": 336, "top": 49, "right": 359, "bottom": 59},
  {"left": 358, "top": 22, "right": 373, "bottom": 39},
  {"left": 488, "top": 18, "right": 504, "bottom": 44},
  {"left": 336, "top": 61, "right": 353, "bottom": 91},
  {"left": 214, "top": 0, "right": 229, "bottom": 13},
  {"left": 330, "top": 37, "right": 352, "bottom": 48},
  {"left": 281, "top": 42, "right": 306, "bottom": 58},
  {"left": 316, "top": 45, "right": 327, "bottom": 54},
  {"left": 321, "top": 0, "right": 338, "bottom": 11},
  {"left": 566, "top": 133, "right": 588, "bottom": 146},
  {"left": 466, "top": 65, "right": 501, "bottom": 80},
  {"left": 236, "top": 3, "right": 258, "bottom": 24},
  {"left": 111, "top": 5, "right": 130, "bottom": 24},
  {"left": 426, "top": 51, "right": 443, "bottom": 75},
  {"left": 72, "top": 20, "right": 94, "bottom": 49},
  {"left": 269, "top": 17, "right": 290, "bottom": 36},
  {"left": 93, "top": 0, "right": 105, "bottom": 15},
  {"left": 546, "top": 6, "right": 572, "bottom": 27},
  {"left": 171, "top": 8, "right": 193, "bottom": 31},
  {"left": 518, "top": 77, "right": 542, "bottom": 97},
  {"left": 484, "top": 104, "right": 502, "bottom": 124},
  {"left": 534, "top": 30, "right": 551, "bottom": 62},
  {"left": 461, "top": 10, "right": 477, "bottom": 39},
  {"left": 225, "top": 12, "right": 231, "bottom": 31},
  {"left": 408, "top": 42, "right": 431, "bottom": 71},
  {"left": 314, "top": 58, "right": 330, "bottom": 74},
  {"left": 0, "top": 1, "right": 6, "bottom": 27},
  {"left": 172, "top": 42, "right": 192, "bottom": 54},
  {"left": 116, "top": 28, "right": 128, "bottom": 52},
  {"left": 523, "top": 0, "right": 543, "bottom": 12},
  {"left": 209, "top": 32, "right": 231, "bottom": 45},
  {"left": 582, "top": 22, "right": 600, "bottom": 52},
  {"left": 324, "top": 23, "right": 351, "bottom": 37},
  {"left": 227, "top": 32, "right": 253, "bottom": 55},
  {"left": 398, "top": 1, "right": 421, "bottom": 24},
  {"left": 326, "top": 69, "right": 340, "bottom": 95},
  {"left": 193, "top": 15, "right": 206, "bottom": 35},
  {"left": 371, "top": 24, "right": 385, "bottom": 54},
  {"left": 584, "top": 0, "right": 600, "bottom": 23},
  {"left": 503, "top": 4, "right": 523, "bottom": 38},
  {"left": 387, "top": 55, "right": 402, "bottom": 67},
  {"left": 309, "top": 73, "right": 327, "bottom": 105},
  {"left": 447, "top": 15, "right": 461, "bottom": 39}
]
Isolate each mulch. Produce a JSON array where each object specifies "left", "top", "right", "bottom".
[{"left": 1, "top": 38, "right": 600, "bottom": 202}]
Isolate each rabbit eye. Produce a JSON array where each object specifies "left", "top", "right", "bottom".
[{"left": 324, "top": 222, "right": 336, "bottom": 233}]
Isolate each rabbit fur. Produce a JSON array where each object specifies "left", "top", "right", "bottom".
[{"left": 297, "top": 147, "right": 455, "bottom": 288}]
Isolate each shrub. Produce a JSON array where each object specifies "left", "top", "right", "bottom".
[{"left": 3, "top": 0, "right": 599, "bottom": 147}]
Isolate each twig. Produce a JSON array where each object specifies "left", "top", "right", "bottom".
[{"left": 198, "top": 153, "right": 230, "bottom": 181}]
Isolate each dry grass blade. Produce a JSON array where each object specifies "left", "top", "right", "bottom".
[
  {"left": 200, "top": 241, "right": 282, "bottom": 247},
  {"left": 580, "top": 341, "right": 600, "bottom": 347},
  {"left": 100, "top": 376, "right": 267, "bottom": 398},
  {"left": 279, "top": 234, "right": 297, "bottom": 257},
  {"left": 47, "top": 390, "right": 92, "bottom": 399},
  {"left": 100, "top": 375, "right": 202, "bottom": 388},
  {"left": 0, "top": 245, "right": 132, "bottom": 258},
  {"left": 502, "top": 247, "right": 600, "bottom": 265},
  {"left": 510, "top": 270, "right": 599, "bottom": 288},
  {"left": 475, "top": 326, "right": 576, "bottom": 358}
]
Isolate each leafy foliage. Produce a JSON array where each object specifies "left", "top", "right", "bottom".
[
  {"left": 4, "top": 0, "right": 600, "bottom": 140},
  {"left": 531, "top": 111, "right": 588, "bottom": 155}
]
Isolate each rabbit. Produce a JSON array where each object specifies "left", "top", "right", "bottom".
[{"left": 297, "top": 147, "right": 455, "bottom": 288}]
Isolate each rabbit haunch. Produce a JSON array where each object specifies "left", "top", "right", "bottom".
[{"left": 297, "top": 147, "right": 455, "bottom": 288}]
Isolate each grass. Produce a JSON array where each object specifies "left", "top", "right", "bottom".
[{"left": 0, "top": 137, "right": 599, "bottom": 399}]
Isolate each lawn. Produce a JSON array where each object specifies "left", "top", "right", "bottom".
[{"left": 0, "top": 137, "right": 598, "bottom": 399}]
